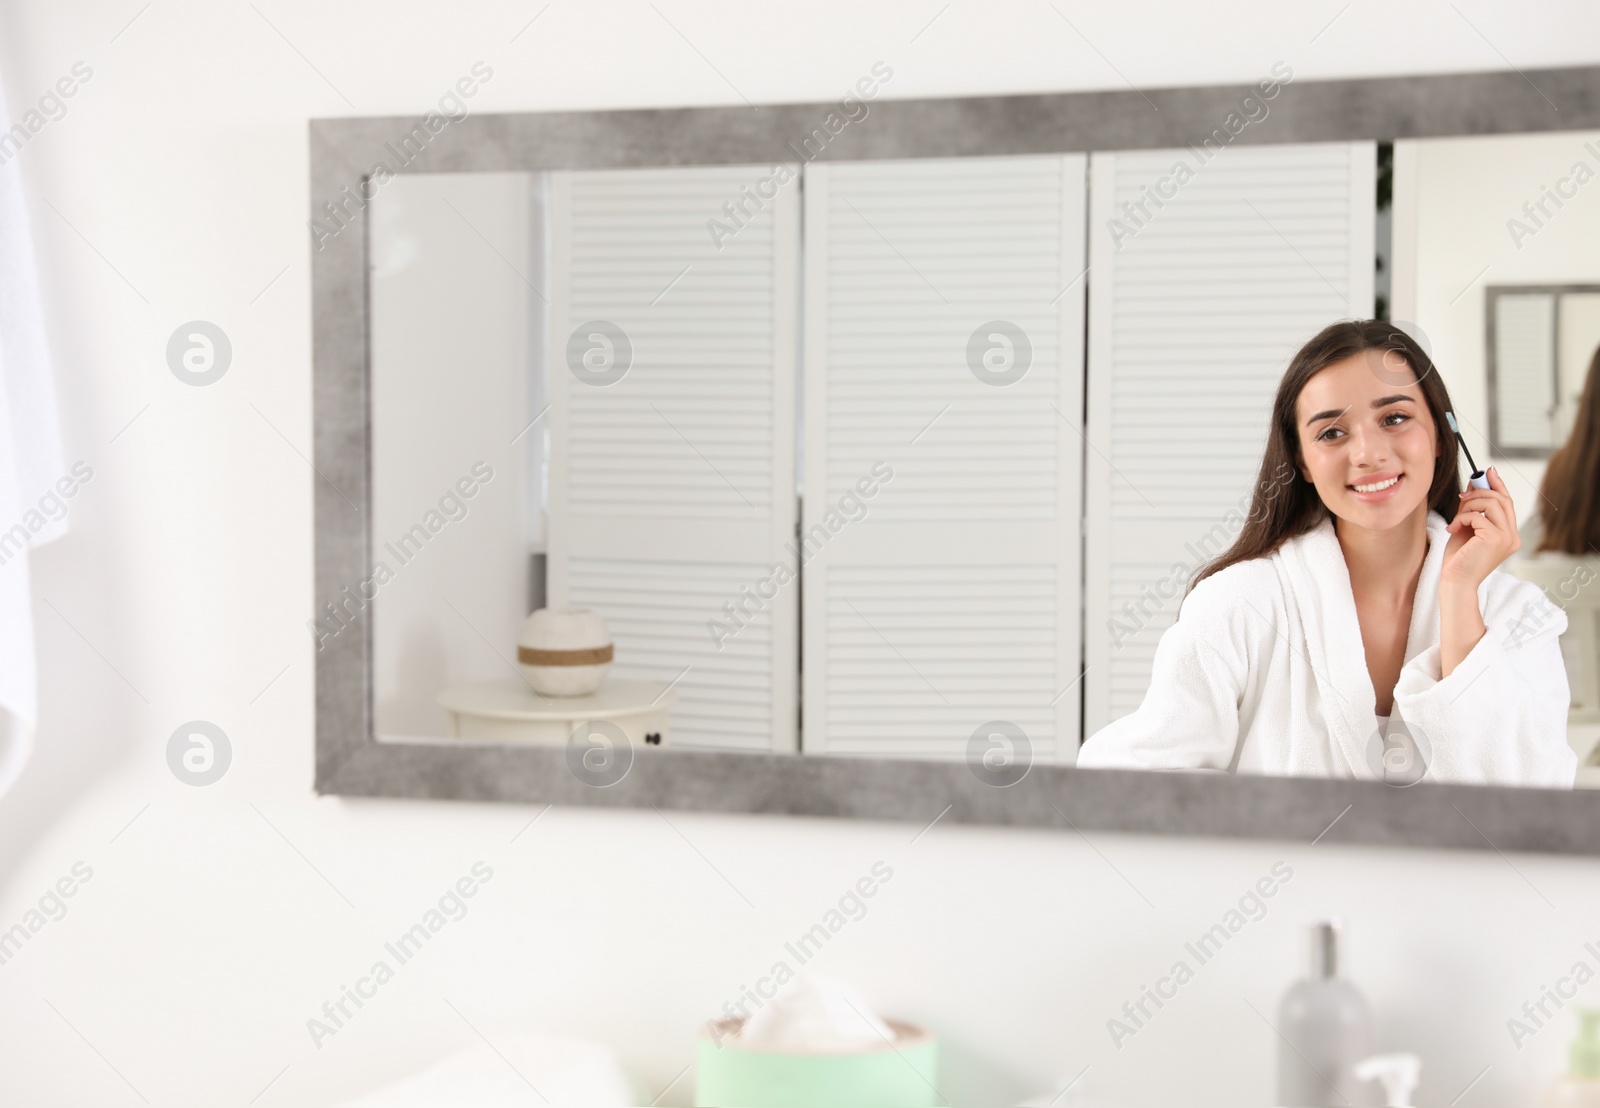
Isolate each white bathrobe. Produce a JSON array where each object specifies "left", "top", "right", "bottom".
[
  {"left": 1077, "top": 510, "right": 1578, "bottom": 787},
  {"left": 0, "top": 78, "right": 69, "bottom": 799}
]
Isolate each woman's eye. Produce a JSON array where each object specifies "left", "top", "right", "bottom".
[
  {"left": 1316, "top": 426, "right": 1344, "bottom": 442},
  {"left": 1384, "top": 411, "right": 1410, "bottom": 426}
]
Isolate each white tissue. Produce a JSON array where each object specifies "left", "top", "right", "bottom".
[{"left": 738, "top": 974, "right": 894, "bottom": 1053}]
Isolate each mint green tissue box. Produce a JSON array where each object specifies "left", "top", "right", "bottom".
[{"left": 694, "top": 1018, "right": 938, "bottom": 1108}]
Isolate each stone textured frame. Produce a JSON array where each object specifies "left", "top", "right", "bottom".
[{"left": 313, "top": 64, "right": 1600, "bottom": 854}]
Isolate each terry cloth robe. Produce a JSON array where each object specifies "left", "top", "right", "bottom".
[
  {"left": 1077, "top": 509, "right": 1577, "bottom": 787},
  {"left": 0, "top": 77, "right": 70, "bottom": 800}
]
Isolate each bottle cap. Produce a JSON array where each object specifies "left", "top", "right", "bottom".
[
  {"left": 1572, "top": 1008, "right": 1600, "bottom": 1079},
  {"left": 1310, "top": 919, "right": 1343, "bottom": 979}
]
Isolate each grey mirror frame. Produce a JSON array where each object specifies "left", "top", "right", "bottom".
[{"left": 312, "top": 64, "right": 1600, "bottom": 855}]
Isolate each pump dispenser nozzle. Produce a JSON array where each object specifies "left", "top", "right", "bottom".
[
  {"left": 1356, "top": 1053, "right": 1421, "bottom": 1107},
  {"left": 1310, "top": 919, "right": 1341, "bottom": 978}
]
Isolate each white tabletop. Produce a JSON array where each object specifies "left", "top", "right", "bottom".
[{"left": 435, "top": 678, "right": 676, "bottom": 722}]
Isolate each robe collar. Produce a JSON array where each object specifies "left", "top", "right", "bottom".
[{"left": 1276, "top": 508, "right": 1450, "bottom": 777}]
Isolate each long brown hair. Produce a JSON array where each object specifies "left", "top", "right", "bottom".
[
  {"left": 1536, "top": 343, "right": 1600, "bottom": 555},
  {"left": 1187, "top": 319, "right": 1464, "bottom": 594}
]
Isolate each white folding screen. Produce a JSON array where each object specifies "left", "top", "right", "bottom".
[
  {"left": 546, "top": 165, "right": 799, "bottom": 752},
  {"left": 1084, "top": 142, "right": 1376, "bottom": 732},
  {"left": 543, "top": 146, "right": 1373, "bottom": 754},
  {"left": 801, "top": 155, "right": 1087, "bottom": 761}
]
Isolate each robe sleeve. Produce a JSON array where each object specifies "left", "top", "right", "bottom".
[
  {"left": 1391, "top": 580, "right": 1577, "bottom": 788},
  {"left": 1076, "top": 570, "right": 1256, "bottom": 772}
]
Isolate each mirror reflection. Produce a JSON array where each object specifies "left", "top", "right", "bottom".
[
  {"left": 1488, "top": 284, "right": 1600, "bottom": 454},
  {"left": 352, "top": 128, "right": 1600, "bottom": 789}
]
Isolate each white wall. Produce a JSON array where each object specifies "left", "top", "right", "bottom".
[
  {"left": 369, "top": 171, "right": 535, "bottom": 740},
  {"left": 1396, "top": 129, "right": 1600, "bottom": 530},
  {"left": 4, "top": 3, "right": 1600, "bottom": 1105}
]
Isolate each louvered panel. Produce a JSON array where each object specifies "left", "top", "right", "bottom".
[
  {"left": 818, "top": 157, "right": 1070, "bottom": 525},
  {"left": 1084, "top": 142, "right": 1376, "bottom": 733},
  {"left": 547, "top": 164, "right": 798, "bottom": 751},
  {"left": 803, "top": 154, "right": 1086, "bottom": 761},
  {"left": 1493, "top": 293, "right": 1556, "bottom": 449},
  {"left": 565, "top": 558, "right": 773, "bottom": 750},
  {"left": 821, "top": 564, "right": 1059, "bottom": 759},
  {"left": 564, "top": 166, "right": 779, "bottom": 520},
  {"left": 1099, "top": 146, "right": 1369, "bottom": 522}
]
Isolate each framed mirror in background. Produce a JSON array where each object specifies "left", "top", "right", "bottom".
[{"left": 1487, "top": 285, "right": 1600, "bottom": 456}]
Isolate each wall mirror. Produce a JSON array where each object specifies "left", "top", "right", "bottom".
[
  {"left": 313, "top": 64, "right": 1600, "bottom": 854},
  {"left": 1487, "top": 284, "right": 1600, "bottom": 455}
]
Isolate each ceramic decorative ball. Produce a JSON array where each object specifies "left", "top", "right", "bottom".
[{"left": 517, "top": 608, "right": 613, "bottom": 696}]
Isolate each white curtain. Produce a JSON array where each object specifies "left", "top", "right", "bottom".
[{"left": 0, "top": 74, "right": 69, "bottom": 797}]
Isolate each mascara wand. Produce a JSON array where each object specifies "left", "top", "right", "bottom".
[{"left": 1444, "top": 411, "right": 1491, "bottom": 490}]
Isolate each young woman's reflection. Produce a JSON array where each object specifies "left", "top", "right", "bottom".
[
  {"left": 1525, "top": 343, "right": 1600, "bottom": 558},
  {"left": 1078, "top": 320, "right": 1575, "bottom": 787}
]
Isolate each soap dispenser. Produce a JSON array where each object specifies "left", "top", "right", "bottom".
[
  {"left": 1545, "top": 1008, "right": 1600, "bottom": 1108},
  {"left": 1276, "top": 919, "right": 1375, "bottom": 1107}
]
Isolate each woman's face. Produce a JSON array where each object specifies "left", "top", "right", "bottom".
[{"left": 1294, "top": 350, "right": 1440, "bottom": 531}]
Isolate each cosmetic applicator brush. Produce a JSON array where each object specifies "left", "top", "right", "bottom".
[{"left": 1445, "top": 411, "right": 1491, "bottom": 490}]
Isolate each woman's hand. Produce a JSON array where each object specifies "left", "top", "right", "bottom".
[
  {"left": 1442, "top": 466, "right": 1520, "bottom": 589},
  {"left": 1439, "top": 467, "right": 1516, "bottom": 677}
]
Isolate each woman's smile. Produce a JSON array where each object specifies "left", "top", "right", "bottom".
[{"left": 1347, "top": 471, "right": 1404, "bottom": 501}]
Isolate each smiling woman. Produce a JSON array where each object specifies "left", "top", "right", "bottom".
[{"left": 1076, "top": 319, "right": 1578, "bottom": 787}]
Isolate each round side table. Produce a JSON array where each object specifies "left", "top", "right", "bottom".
[{"left": 435, "top": 679, "right": 676, "bottom": 747}]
